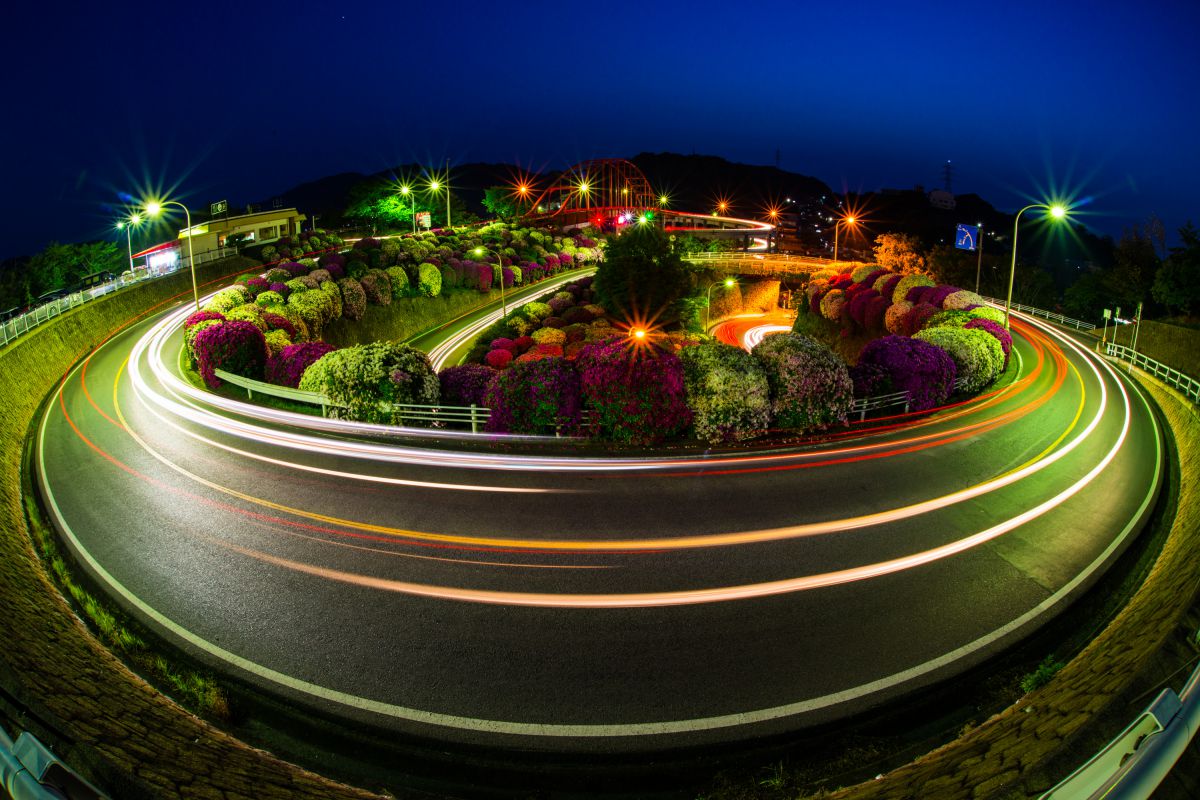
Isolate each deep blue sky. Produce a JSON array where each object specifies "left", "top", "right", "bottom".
[{"left": 3, "top": 0, "right": 1197, "bottom": 258}]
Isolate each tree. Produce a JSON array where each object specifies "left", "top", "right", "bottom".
[
  {"left": 344, "top": 180, "right": 419, "bottom": 229},
  {"left": 592, "top": 224, "right": 691, "bottom": 325},
  {"left": 25, "top": 241, "right": 123, "bottom": 297},
  {"left": 1105, "top": 225, "right": 1159, "bottom": 309},
  {"left": 482, "top": 186, "right": 533, "bottom": 220},
  {"left": 1152, "top": 223, "right": 1200, "bottom": 316},
  {"left": 872, "top": 233, "right": 927, "bottom": 275}
]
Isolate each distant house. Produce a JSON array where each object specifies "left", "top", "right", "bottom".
[{"left": 131, "top": 207, "right": 307, "bottom": 274}]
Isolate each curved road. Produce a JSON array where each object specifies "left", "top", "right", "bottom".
[{"left": 36, "top": 296, "right": 1162, "bottom": 754}]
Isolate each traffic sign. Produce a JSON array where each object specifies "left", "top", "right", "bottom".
[
  {"left": 955, "top": 224, "right": 978, "bottom": 251},
  {"left": 210, "top": 199, "right": 228, "bottom": 216}
]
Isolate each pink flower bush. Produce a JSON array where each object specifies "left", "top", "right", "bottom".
[
  {"left": 192, "top": 320, "right": 267, "bottom": 389},
  {"left": 752, "top": 333, "right": 853, "bottom": 433},
  {"left": 575, "top": 336, "right": 691, "bottom": 445}
]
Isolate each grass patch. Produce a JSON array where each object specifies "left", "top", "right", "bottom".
[
  {"left": 23, "top": 491, "right": 231, "bottom": 720},
  {"left": 1020, "top": 655, "right": 1066, "bottom": 694}
]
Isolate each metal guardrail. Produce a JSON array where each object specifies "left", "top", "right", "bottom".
[
  {"left": 1104, "top": 343, "right": 1200, "bottom": 405},
  {"left": 213, "top": 369, "right": 489, "bottom": 432},
  {"left": 0, "top": 246, "right": 240, "bottom": 350},
  {"left": 1038, "top": 340, "right": 1200, "bottom": 799},
  {"left": 1, "top": 727, "right": 107, "bottom": 799},
  {"left": 982, "top": 296, "right": 1096, "bottom": 331},
  {"left": 850, "top": 390, "right": 910, "bottom": 420}
]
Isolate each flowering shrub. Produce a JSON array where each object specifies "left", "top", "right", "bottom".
[
  {"left": 847, "top": 288, "right": 880, "bottom": 328},
  {"left": 820, "top": 288, "right": 846, "bottom": 321},
  {"left": 337, "top": 278, "right": 367, "bottom": 321},
  {"left": 359, "top": 270, "right": 391, "bottom": 306},
  {"left": 575, "top": 337, "right": 691, "bottom": 444},
  {"left": 298, "top": 342, "right": 439, "bottom": 425},
  {"left": 485, "top": 349, "right": 514, "bottom": 369},
  {"left": 968, "top": 305, "right": 1006, "bottom": 325},
  {"left": 263, "top": 329, "right": 291, "bottom": 358},
  {"left": 884, "top": 300, "right": 913, "bottom": 335},
  {"left": 943, "top": 289, "right": 985, "bottom": 311},
  {"left": 203, "top": 286, "right": 251, "bottom": 314},
  {"left": 517, "top": 344, "right": 564, "bottom": 361},
  {"left": 548, "top": 295, "right": 573, "bottom": 315},
  {"left": 474, "top": 262, "right": 493, "bottom": 292},
  {"left": 531, "top": 327, "right": 567, "bottom": 346},
  {"left": 875, "top": 273, "right": 903, "bottom": 300},
  {"left": 513, "top": 336, "right": 534, "bottom": 353},
  {"left": 914, "top": 326, "right": 1004, "bottom": 393},
  {"left": 490, "top": 337, "right": 518, "bottom": 354},
  {"left": 265, "top": 342, "right": 337, "bottom": 388},
  {"left": 184, "top": 310, "right": 225, "bottom": 329},
  {"left": 892, "top": 274, "right": 935, "bottom": 305},
  {"left": 261, "top": 312, "right": 297, "bottom": 339},
  {"left": 288, "top": 289, "right": 338, "bottom": 337},
  {"left": 680, "top": 343, "right": 771, "bottom": 443},
  {"left": 192, "top": 320, "right": 267, "bottom": 389},
  {"left": 244, "top": 277, "right": 270, "bottom": 297},
  {"left": 384, "top": 267, "right": 412, "bottom": 298},
  {"left": 319, "top": 280, "right": 343, "bottom": 320},
  {"left": 752, "top": 333, "right": 853, "bottom": 433},
  {"left": 905, "top": 302, "right": 939, "bottom": 335},
  {"left": 854, "top": 335, "right": 957, "bottom": 411},
  {"left": 925, "top": 309, "right": 973, "bottom": 330},
  {"left": 264, "top": 267, "right": 291, "bottom": 284},
  {"left": 850, "top": 361, "right": 891, "bottom": 398},
  {"left": 965, "top": 318, "right": 1013, "bottom": 365},
  {"left": 851, "top": 264, "right": 884, "bottom": 284},
  {"left": 438, "top": 364, "right": 496, "bottom": 408},
  {"left": 184, "top": 319, "right": 223, "bottom": 364},
  {"left": 926, "top": 284, "right": 960, "bottom": 309},
  {"left": 417, "top": 263, "right": 442, "bottom": 297},
  {"left": 224, "top": 303, "right": 267, "bottom": 331},
  {"left": 522, "top": 301, "right": 553, "bottom": 322},
  {"left": 280, "top": 262, "right": 307, "bottom": 278},
  {"left": 484, "top": 357, "right": 582, "bottom": 434},
  {"left": 308, "top": 269, "right": 332, "bottom": 285}
]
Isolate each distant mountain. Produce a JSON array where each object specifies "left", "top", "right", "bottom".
[{"left": 629, "top": 152, "right": 834, "bottom": 214}]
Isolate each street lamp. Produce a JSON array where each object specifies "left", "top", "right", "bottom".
[
  {"left": 833, "top": 215, "right": 856, "bottom": 264},
  {"left": 1004, "top": 203, "right": 1068, "bottom": 329},
  {"left": 973, "top": 221, "right": 985, "bottom": 294},
  {"left": 399, "top": 185, "right": 416, "bottom": 233},
  {"left": 145, "top": 199, "right": 199, "bottom": 310},
  {"left": 475, "top": 246, "right": 507, "bottom": 316},
  {"left": 428, "top": 173, "right": 451, "bottom": 230},
  {"left": 116, "top": 212, "right": 143, "bottom": 274},
  {"left": 705, "top": 276, "right": 737, "bottom": 331}
]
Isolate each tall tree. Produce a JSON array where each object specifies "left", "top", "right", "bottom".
[
  {"left": 482, "top": 186, "right": 533, "bottom": 220},
  {"left": 1105, "top": 225, "right": 1159, "bottom": 309},
  {"left": 1152, "top": 223, "right": 1200, "bottom": 316},
  {"left": 872, "top": 233, "right": 927, "bottom": 275},
  {"left": 592, "top": 225, "right": 691, "bottom": 325}
]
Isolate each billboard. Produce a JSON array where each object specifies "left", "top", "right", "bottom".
[
  {"left": 955, "top": 224, "right": 978, "bottom": 252},
  {"left": 416, "top": 211, "right": 432, "bottom": 229}
]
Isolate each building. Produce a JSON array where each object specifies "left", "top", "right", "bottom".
[{"left": 131, "top": 207, "right": 307, "bottom": 275}]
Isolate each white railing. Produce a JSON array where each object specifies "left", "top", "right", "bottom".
[
  {"left": 213, "top": 369, "right": 489, "bottom": 432},
  {"left": 0, "top": 246, "right": 243, "bottom": 350},
  {"left": 850, "top": 390, "right": 910, "bottom": 420},
  {"left": 1104, "top": 343, "right": 1200, "bottom": 405},
  {"left": 982, "top": 296, "right": 1096, "bottom": 331}
]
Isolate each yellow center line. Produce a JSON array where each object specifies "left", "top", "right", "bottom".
[{"left": 998, "top": 361, "right": 1086, "bottom": 478}]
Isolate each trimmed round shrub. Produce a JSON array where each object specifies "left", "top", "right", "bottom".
[
  {"left": 484, "top": 357, "right": 582, "bottom": 435},
  {"left": 548, "top": 295, "right": 573, "bottom": 315},
  {"left": 417, "top": 263, "right": 442, "bottom": 297},
  {"left": 513, "top": 336, "right": 534, "bottom": 353},
  {"left": 854, "top": 335, "right": 958, "bottom": 411},
  {"left": 264, "top": 267, "right": 291, "bottom": 284},
  {"left": 752, "top": 333, "right": 853, "bottom": 433},
  {"left": 575, "top": 337, "right": 691, "bottom": 445},
  {"left": 192, "top": 320, "right": 267, "bottom": 389},
  {"left": 255, "top": 290, "right": 285, "bottom": 309},
  {"left": 563, "top": 324, "right": 587, "bottom": 343},
  {"left": 562, "top": 306, "right": 594, "bottom": 325},
  {"left": 263, "top": 329, "right": 291, "bottom": 359},
  {"left": 224, "top": 303, "right": 267, "bottom": 332},
  {"left": 280, "top": 262, "right": 307, "bottom": 277},
  {"left": 184, "top": 310, "right": 225, "bottom": 329},
  {"left": 438, "top": 364, "right": 497, "bottom": 408},
  {"left": 360, "top": 270, "right": 392, "bottom": 306},
  {"left": 851, "top": 264, "right": 885, "bottom": 284},
  {"left": 522, "top": 301, "right": 553, "bottom": 322},
  {"left": 184, "top": 318, "right": 223, "bottom": 364},
  {"left": 927, "top": 284, "right": 960, "bottom": 309},
  {"left": 531, "top": 327, "right": 567, "bottom": 346},
  {"left": 914, "top": 326, "right": 1004, "bottom": 394},
  {"left": 820, "top": 288, "right": 846, "bottom": 321},
  {"left": 298, "top": 342, "right": 439, "bottom": 425},
  {"left": 885, "top": 300, "right": 913, "bottom": 335},
  {"left": 486, "top": 349, "right": 514, "bottom": 369},
  {"left": 308, "top": 268, "right": 332, "bottom": 285},
  {"left": 202, "top": 286, "right": 250, "bottom": 314},
  {"left": 680, "top": 343, "right": 771, "bottom": 443},
  {"left": 925, "top": 309, "right": 973, "bottom": 330},
  {"left": 943, "top": 289, "right": 985, "bottom": 311},
  {"left": 542, "top": 316, "right": 565, "bottom": 329},
  {"left": 965, "top": 318, "right": 1013, "bottom": 365},
  {"left": 968, "top": 305, "right": 1006, "bottom": 325},
  {"left": 490, "top": 337, "right": 518, "bottom": 354},
  {"left": 244, "top": 277, "right": 270, "bottom": 297},
  {"left": 262, "top": 312, "right": 297, "bottom": 339},
  {"left": 337, "top": 278, "right": 367, "bottom": 321},
  {"left": 905, "top": 302, "right": 939, "bottom": 335},
  {"left": 265, "top": 342, "right": 337, "bottom": 388},
  {"left": 892, "top": 274, "right": 935, "bottom": 305},
  {"left": 319, "top": 280, "right": 343, "bottom": 320}
]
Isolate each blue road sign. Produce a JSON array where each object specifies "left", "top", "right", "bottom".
[{"left": 955, "top": 224, "right": 978, "bottom": 251}]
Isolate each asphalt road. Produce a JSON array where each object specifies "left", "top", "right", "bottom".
[{"left": 35, "top": 295, "right": 1163, "bottom": 754}]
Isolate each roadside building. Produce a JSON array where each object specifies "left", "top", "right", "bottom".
[{"left": 130, "top": 207, "right": 307, "bottom": 276}]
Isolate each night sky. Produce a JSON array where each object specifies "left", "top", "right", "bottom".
[{"left": 3, "top": 0, "right": 1197, "bottom": 258}]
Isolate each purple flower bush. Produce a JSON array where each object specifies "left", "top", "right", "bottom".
[
  {"left": 752, "top": 332, "right": 853, "bottom": 433},
  {"left": 280, "top": 262, "right": 307, "bottom": 278},
  {"left": 265, "top": 342, "right": 338, "bottom": 388},
  {"left": 904, "top": 302, "right": 939, "bottom": 335},
  {"left": 192, "top": 320, "right": 267, "bottom": 389},
  {"left": 680, "top": 343, "right": 771, "bottom": 443},
  {"left": 184, "top": 310, "right": 225, "bottom": 329},
  {"left": 438, "top": 364, "right": 496, "bottom": 408},
  {"left": 337, "top": 278, "right": 367, "bottom": 321},
  {"left": 484, "top": 357, "right": 583, "bottom": 435},
  {"left": 913, "top": 326, "right": 1004, "bottom": 394},
  {"left": 359, "top": 270, "right": 391, "bottom": 306},
  {"left": 244, "top": 277, "right": 270, "bottom": 297},
  {"left": 854, "top": 335, "right": 957, "bottom": 411},
  {"left": 575, "top": 336, "right": 691, "bottom": 445}
]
